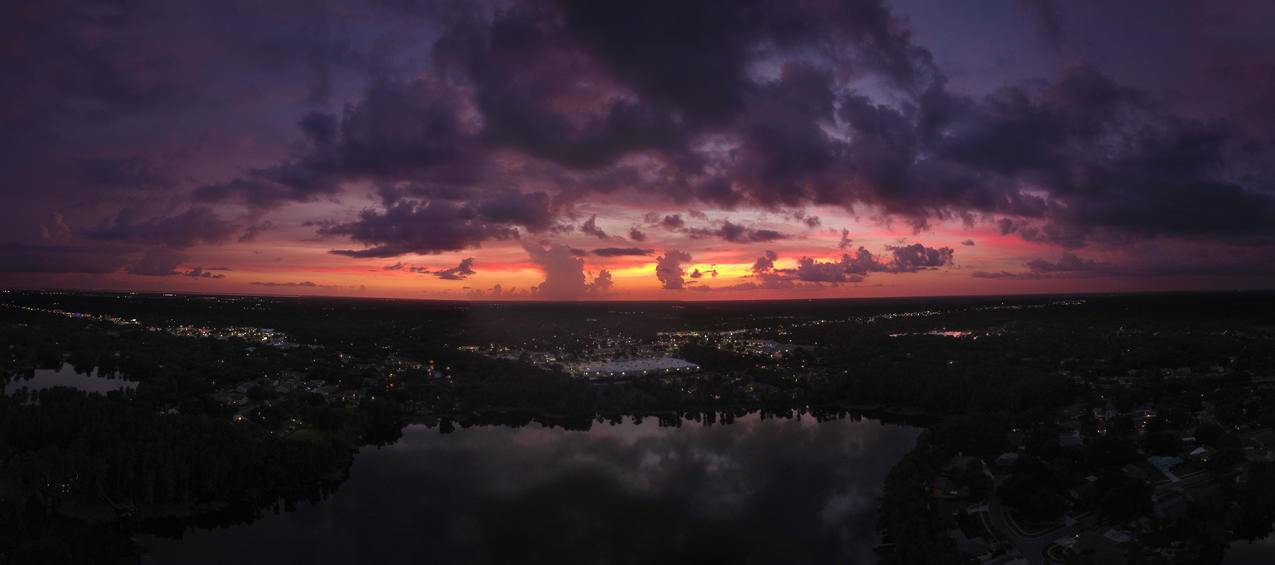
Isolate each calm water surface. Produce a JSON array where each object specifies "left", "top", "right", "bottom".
[
  {"left": 143, "top": 414, "right": 920, "bottom": 565},
  {"left": 4, "top": 364, "right": 136, "bottom": 396},
  {"left": 1224, "top": 537, "right": 1275, "bottom": 564}
]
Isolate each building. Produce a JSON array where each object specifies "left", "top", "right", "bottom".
[{"left": 574, "top": 357, "right": 700, "bottom": 378}]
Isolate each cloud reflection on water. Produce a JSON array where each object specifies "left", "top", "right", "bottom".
[{"left": 144, "top": 414, "right": 919, "bottom": 565}]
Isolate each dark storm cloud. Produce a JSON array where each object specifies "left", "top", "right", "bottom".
[
  {"left": 125, "top": 249, "right": 185, "bottom": 277},
  {"left": 0, "top": 1, "right": 190, "bottom": 136},
  {"left": 1, "top": 1, "right": 377, "bottom": 213},
  {"left": 434, "top": 257, "right": 476, "bottom": 280},
  {"left": 0, "top": 243, "right": 131, "bottom": 274},
  {"left": 8, "top": 0, "right": 1275, "bottom": 280},
  {"left": 752, "top": 250, "right": 778, "bottom": 274},
  {"left": 885, "top": 243, "right": 955, "bottom": 272},
  {"left": 1024, "top": 252, "right": 1101, "bottom": 274},
  {"left": 195, "top": 78, "right": 483, "bottom": 210},
  {"left": 198, "top": 78, "right": 481, "bottom": 211},
  {"left": 238, "top": 221, "right": 276, "bottom": 243},
  {"left": 252, "top": 0, "right": 946, "bottom": 254},
  {"left": 552, "top": 0, "right": 931, "bottom": 119},
  {"left": 89, "top": 207, "right": 238, "bottom": 249},
  {"left": 790, "top": 256, "right": 866, "bottom": 284},
  {"left": 915, "top": 66, "right": 1275, "bottom": 241},
  {"left": 971, "top": 251, "right": 1106, "bottom": 280},
  {"left": 688, "top": 221, "right": 788, "bottom": 244},
  {"left": 580, "top": 215, "right": 608, "bottom": 239},
  {"left": 189, "top": 0, "right": 1081, "bottom": 254},
  {"left": 732, "top": 243, "right": 954, "bottom": 288},
  {"left": 592, "top": 247, "right": 653, "bottom": 257},
  {"left": 437, "top": 2, "right": 1268, "bottom": 247},
  {"left": 321, "top": 196, "right": 547, "bottom": 257},
  {"left": 1021, "top": 0, "right": 1065, "bottom": 48},
  {"left": 76, "top": 156, "right": 174, "bottom": 192},
  {"left": 183, "top": 266, "right": 225, "bottom": 279},
  {"left": 473, "top": 191, "right": 555, "bottom": 232},
  {"left": 628, "top": 227, "right": 647, "bottom": 242}
]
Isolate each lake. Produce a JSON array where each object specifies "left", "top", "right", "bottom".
[
  {"left": 4, "top": 364, "right": 137, "bottom": 396},
  {"left": 1225, "top": 537, "right": 1275, "bottom": 564},
  {"left": 142, "top": 413, "right": 920, "bottom": 565}
]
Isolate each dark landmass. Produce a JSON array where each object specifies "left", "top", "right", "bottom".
[{"left": 2, "top": 289, "right": 1275, "bottom": 563}]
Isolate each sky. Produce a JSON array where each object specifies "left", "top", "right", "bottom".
[{"left": 2, "top": 0, "right": 1274, "bottom": 300}]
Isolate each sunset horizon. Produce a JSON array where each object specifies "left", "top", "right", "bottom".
[{"left": 4, "top": 2, "right": 1274, "bottom": 300}]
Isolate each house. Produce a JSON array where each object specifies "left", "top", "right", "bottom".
[
  {"left": 946, "top": 529, "right": 991, "bottom": 557},
  {"left": 1154, "top": 495, "right": 1188, "bottom": 519},
  {"left": 1059, "top": 432, "right": 1084, "bottom": 448},
  {"left": 995, "top": 452, "right": 1020, "bottom": 468},
  {"left": 1189, "top": 446, "right": 1215, "bottom": 463},
  {"left": 942, "top": 453, "right": 980, "bottom": 473},
  {"left": 929, "top": 477, "right": 969, "bottom": 499},
  {"left": 1121, "top": 464, "right": 1149, "bottom": 481}
]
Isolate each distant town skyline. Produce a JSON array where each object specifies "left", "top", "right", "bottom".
[{"left": 4, "top": 1, "right": 1274, "bottom": 300}]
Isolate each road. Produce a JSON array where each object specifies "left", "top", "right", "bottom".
[{"left": 986, "top": 490, "right": 1071, "bottom": 565}]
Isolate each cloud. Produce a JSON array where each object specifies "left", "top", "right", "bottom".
[
  {"left": 0, "top": 243, "right": 130, "bottom": 274},
  {"left": 212, "top": 4, "right": 1271, "bottom": 255},
  {"left": 971, "top": 251, "right": 1103, "bottom": 280},
  {"left": 961, "top": 239, "right": 975, "bottom": 246},
  {"left": 688, "top": 221, "right": 788, "bottom": 243},
  {"left": 522, "top": 241, "right": 588, "bottom": 299},
  {"left": 468, "top": 283, "right": 522, "bottom": 298},
  {"left": 183, "top": 266, "right": 225, "bottom": 279},
  {"left": 580, "top": 214, "right": 608, "bottom": 239},
  {"left": 885, "top": 243, "right": 955, "bottom": 272},
  {"left": 592, "top": 247, "right": 653, "bottom": 257},
  {"left": 752, "top": 250, "right": 778, "bottom": 274},
  {"left": 791, "top": 256, "right": 866, "bottom": 284},
  {"left": 589, "top": 269, "right": 614, "bottom": 294},
  {"left": 434, "top": 257, "right": 476, "bottom": 280},
  {"left": 658, "top": 215, "right": 685, "bottom": 230},
  {"left": 7, "top": 0, "right": 1275, "bottom": 292},
  {"left": 250, "top": 281, "right": 322, "bottom": 288},
  {"left": 90, "top": 207, "right": 238, "bottom": 249},
  {"left": 734, "top": 244, "right": 956, "bottom": 288},
  {"left": 1022, "top": 0, "right": 1065, "bottom": 48},
  {"left": 195, "top": 78, "right": 483, "bottom": 210},
  {"left": 41, "top": 213, "right": 72, "bottom": 243},
  {"left": 655, "top": 249, "right": 693, "bottom": 290},
  {"left": 76, "top": 155, "right": 173, "bottom": 192},
  {"left": 1025, "top": 252, "right": 1101, "bottom": 273},
  {"left": 323, "top": 199, "right": 527, "bottom": 257},
  {"left": 126, "top": 249, "right": 185, "bottom": 276},
  {"left": 238, "top": 221, "right": 275, "bottom": 243}
]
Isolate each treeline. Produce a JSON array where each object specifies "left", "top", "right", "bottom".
[{"left": 0, "top": 387, "right": 360, "bottom": 563}]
